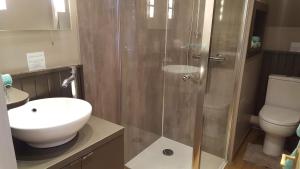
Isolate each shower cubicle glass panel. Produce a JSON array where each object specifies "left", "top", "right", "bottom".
[
  {"left": 120, "top": 0, "right": 166, "bottom": 163},
  {"left": 202, "top": 0, "right": 247, "bottom": 161},
  {"left": 120, "top": 0, "right": 248, "bottom": 168}
]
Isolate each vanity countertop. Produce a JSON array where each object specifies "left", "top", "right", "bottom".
[
  {"left": 15, "top": 116, "right": 124, "bottom": 169},
  {"left": 6, "top": 87, "right": 29, "bottom": 109}
]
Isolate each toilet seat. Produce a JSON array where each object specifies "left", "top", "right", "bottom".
[{"left": 259, "top": 105, "right": 300, "bottom": 126}]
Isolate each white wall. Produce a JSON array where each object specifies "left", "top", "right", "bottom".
[
  {"left": 263, "top": 0, "right": 300, "bottom": 51},
  {"left": 0, "top": 79, "right": 17, "bottom": 169},
  {"left": 0, "top": 0, "right": 53, "bottom": 30},
  {"left": 233, "top": 53, "right": 263, "bottom": 154},
  {"left": 0, "top": 0, "right": 80, "bottom": 74},
  {"left": 264, "top": 27, "right": 300, "bottom": 51}
]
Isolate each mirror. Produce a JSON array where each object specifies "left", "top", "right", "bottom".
[{"left": 0, "top": 0, "right": 71, "bottom": 31}]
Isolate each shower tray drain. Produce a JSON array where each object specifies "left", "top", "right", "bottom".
[{"left": 162, "top": 149, "right": 174, "bottom": 156}]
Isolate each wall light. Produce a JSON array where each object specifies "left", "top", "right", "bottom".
[
  {"left": 0, "top": 0, "right": 7, "bottom": 11},
  {"left": 53, "top": 0, "right": 66, "bottom": 13},
  {"left": 219, "top": 0, "right": 224, "bottom": 21}
]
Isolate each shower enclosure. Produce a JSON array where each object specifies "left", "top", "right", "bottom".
[{"left": 119, "top": 0, "right": 248, "bottom": 168}]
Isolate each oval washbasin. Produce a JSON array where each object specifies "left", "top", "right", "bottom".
[{"left": 8, "top": 98, "right": 92, "bottom": 148}]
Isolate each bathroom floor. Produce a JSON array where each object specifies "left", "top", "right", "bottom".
[
  {"left": 225, "top": 128, "right": 272, "bottom": 169},
  {"left": 126, "top": 137, "right": 226, "bottom": 169}
]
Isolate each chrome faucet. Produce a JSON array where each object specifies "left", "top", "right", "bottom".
[{"left": 62, "top": 66, "right": 76, "bottom": 88}]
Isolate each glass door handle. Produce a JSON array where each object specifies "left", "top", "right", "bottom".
[
  {"left": 192, "top": 54, "right": 226, "bottom": 62},
  {"left": 209, "top": 54, "right": 226, "bottom": 62},
  {"left": 192, "top": 54, "right": 202, "bottom": 59}
]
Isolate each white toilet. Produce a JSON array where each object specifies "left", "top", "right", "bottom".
[{"left": 259, "top": 75, "right": 300, "bottom": 156}]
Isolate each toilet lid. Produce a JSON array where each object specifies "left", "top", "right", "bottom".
[{"left": 259, "top": 105, "right": 300, "bottom": 126}]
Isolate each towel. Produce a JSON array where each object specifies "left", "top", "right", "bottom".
[
  {"left": 1, "top": 74, "right": 13, "bottom": 87},
  {"left": 284, "top": 125, "right": 300, "bottom": 169}
]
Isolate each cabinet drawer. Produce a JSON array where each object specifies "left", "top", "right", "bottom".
[
  {"left": 81, "top": 136, "right": 124, "bottom": 169},
  {"left": 61, "top": 159, "right": 82, "bottom": 169}
]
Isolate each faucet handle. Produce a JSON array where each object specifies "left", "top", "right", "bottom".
[{"left": 70, "top": 66, "right": 77, "bottom": 74}]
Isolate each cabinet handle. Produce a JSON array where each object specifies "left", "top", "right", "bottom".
[
  {"left": 192, "top": 54, "right": 202, "bottom": 59},
  {"left": 63, "top": 158, "right": 81, "bottom": 168},
  {"left": 209, "top": 56, "right": 226, "bottom": 62},
  {"left": 69, "top": 160, "right": 80, "bottom": 166},
  {"left": 82, "top": 152, "right": 94, "bottom": 160}
]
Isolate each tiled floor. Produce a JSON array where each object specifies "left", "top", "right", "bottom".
[
  {"left": 126, "top": 137, "right": 226, "bottom": 169},
  {"left": 225, "top": 129, "right": 269, "bottom": 169}
]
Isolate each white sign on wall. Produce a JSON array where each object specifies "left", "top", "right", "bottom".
[
  {"left": 26, "top": 51, "right": 46, "bottom": 71},
  {"left": 290, "top": 42, "right": 300, "bottom": 52}
]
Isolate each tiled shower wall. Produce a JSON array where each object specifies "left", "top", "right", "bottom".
[{"left": 77, "top": 0, "right": 121, "bottom": 124}]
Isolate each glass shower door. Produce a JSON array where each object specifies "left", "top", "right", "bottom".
[{"left": 162, "top": 0, "right": 216, "bottom": 168}]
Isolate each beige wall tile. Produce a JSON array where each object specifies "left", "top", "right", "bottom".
[
  {"left": 263, "top": 0, "right": 300, "bottom": 51},
  {"left": 264, "top": 27, "right": 300, "bottom": 51}
]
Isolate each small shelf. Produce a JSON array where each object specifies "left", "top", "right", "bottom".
[
  {"left": 247, "top": 1, "right": 268, "bottom": 58},
  {"left": 247, "top": 47, "right": 263, "bottom": 57},
  {"left": 6, "top": 87, "right": 29, "bottom": 109}
]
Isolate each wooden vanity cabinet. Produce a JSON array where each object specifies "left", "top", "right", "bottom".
[
  {"left": 61, "top": 136, "right": 124, "bottom": 169},
  {"left": 16, "top": 116, "right": 124, "bottom": 169}
]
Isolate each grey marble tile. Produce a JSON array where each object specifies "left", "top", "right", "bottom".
[{"left": 77, "top": 0, "right": 121, "bottom": 123}]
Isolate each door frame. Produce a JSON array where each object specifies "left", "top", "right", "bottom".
[
  {"left": 224, "top": 0, "right": 255, "bottom": 162},
  {"left": 192, "top": 0, "right": 216, "bottom": 168},
  {"left": 192, "top": 0, "right": 255, "bottom": 167}
]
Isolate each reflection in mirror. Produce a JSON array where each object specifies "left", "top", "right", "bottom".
[{"left": 0, "top": 0, "right": 71, "bottom": 30}]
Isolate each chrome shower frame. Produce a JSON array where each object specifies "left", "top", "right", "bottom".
[{"left": 191, "top": 0, "right": 253, "bottom": 168}]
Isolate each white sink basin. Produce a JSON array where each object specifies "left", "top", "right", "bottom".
[{"left": 8, "top": 98, "right": 92, "bottom": 148}]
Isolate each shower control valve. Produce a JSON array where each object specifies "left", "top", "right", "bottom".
[{"left": 182, "top": 74, "right": 192, "bottom": 81}]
